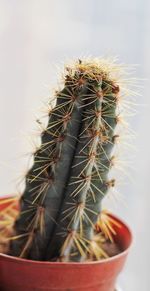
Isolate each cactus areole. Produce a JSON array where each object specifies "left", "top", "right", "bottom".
[{"left": 10, "top": 59, "right": 122, "bottom": 262}]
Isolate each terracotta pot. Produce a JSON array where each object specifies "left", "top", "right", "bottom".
[{"left": 0, "top": 196, "right": 132, "bottom": 291}]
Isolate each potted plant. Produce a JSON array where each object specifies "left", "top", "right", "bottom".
[{"left": 0, "top": 58, "right": 133, "bottom": 291}]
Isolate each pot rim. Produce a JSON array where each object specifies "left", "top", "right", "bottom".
[{"left": 0, "top": 195, "right": 133, "bottom": 267}]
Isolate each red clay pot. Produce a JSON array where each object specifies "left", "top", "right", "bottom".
[{"left": 0, "top": 196, "right": 132, "bottom": 291}]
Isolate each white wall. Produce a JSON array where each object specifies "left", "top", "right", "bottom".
[{"left": 0, "top": 1, "right": 149, "bottom": 290}]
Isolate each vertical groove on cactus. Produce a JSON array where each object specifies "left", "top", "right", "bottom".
[{"left": 10, "top": 59, "right": 124, "bottom": 262}]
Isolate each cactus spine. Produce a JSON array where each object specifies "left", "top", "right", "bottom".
[{"left": 10, "top": 59, "right": 120, "bottom": 262}]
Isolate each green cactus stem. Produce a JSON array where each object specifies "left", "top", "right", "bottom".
[
  {"left": 10, "top": 70, "right": 91, "bottom": 260},
  {"left": 46, "top": 68, "right": 119, "bottom": 261},
  {"left": 10, "top": 59, "right": 121, "bottom": 262}
]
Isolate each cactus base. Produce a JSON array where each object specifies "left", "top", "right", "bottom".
[{"left": 0, "top": 196, "right": 132, "bottom": 291}]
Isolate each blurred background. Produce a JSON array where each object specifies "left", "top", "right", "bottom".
[{"left": 0, "top": 0, "right": 149, "bottom": 290}]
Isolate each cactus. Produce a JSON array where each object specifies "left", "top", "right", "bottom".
[{"left": 10, "top": 59, "right": 121, "bottom": 262}]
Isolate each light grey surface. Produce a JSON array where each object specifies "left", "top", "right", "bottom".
[{"left": 0, "top": 1, "right": 149, "bottom": 290}]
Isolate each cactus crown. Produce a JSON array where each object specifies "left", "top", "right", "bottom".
[{"left": 10, "top": 58, "right": 127, "bottom": 262}]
